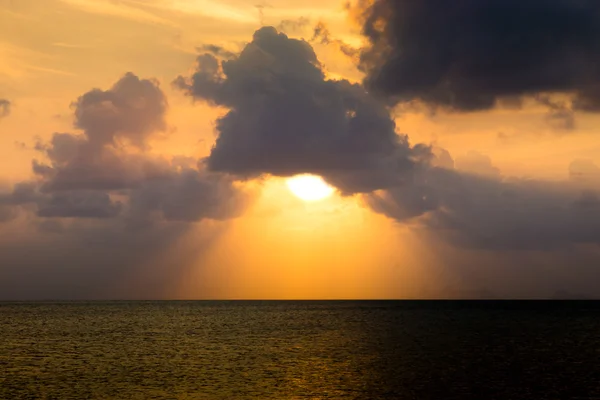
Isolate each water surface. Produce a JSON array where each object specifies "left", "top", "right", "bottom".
[{"left": 1, "top": 301, "right": 599, "bottom": 399}]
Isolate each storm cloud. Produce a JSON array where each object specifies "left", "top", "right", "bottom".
[
  {"left": 175, "top": 26, "right": 431, "bottom": 194},
  {"left": 174, "top": 26, "right": 600, "bottom": 250},
  {"left": 355, "top": 0, "right": 600, "bottom": 111},
  {"left": 454, "top": 151, "right": 501, "bottom": 180},
  {"left": 536, "top": 95, "right": 576, "bottom": 131}
]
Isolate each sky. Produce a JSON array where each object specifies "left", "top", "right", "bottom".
[{"left": 0, "top": 0, "right": 599, "bottom": 300}]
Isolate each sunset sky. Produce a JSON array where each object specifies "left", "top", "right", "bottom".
[{"left": 1, "top": 0, "right": 599, "bottom": 299}]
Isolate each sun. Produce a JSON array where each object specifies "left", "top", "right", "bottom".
[{"left": 286, "top": 174, "right": 335, "bottom": 202}]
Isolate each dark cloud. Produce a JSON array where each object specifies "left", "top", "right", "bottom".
[
  {"left": 454, "top": 151, "right": 501, "bottom": 180},
  {"left": 0, "top": 182, "right": 38, "bottom": 206},
  {"left": 276, "top": 17, "right": 311, "bottom": 34},
  {"left": 0, "top": 206, "right": 17, "bottom": 222},
  {"left": 71, "top": 72, "right": 167, "bottom": 147},
  {"left": 36, "top": 219, "right": 65, "bottom": 234},
  {"left": 128, "top": 166, "right": 248, "bottom": 222},
  {"left": 355, "top": 0, "right": 600, "bottom": 111},
  {"left": 365, "top": 166, "right": 600, "bottom": 250},
  {"left": 255, "top": 2, "right": 271, "bottom": 25},
  {"left": 175, "top": 26, "right": 431, "bottom": 194},
  {"left": 37, "top": 191, "right": 122, "bottom": 219},
  {"left": 0, "top": 99, "right": 10, "bottom": 118},
  {"left": 535, "top": 95, "right": 576, "bottom": 130},
  {"left": 196, "top": 44, "right": 237, "bottom": 60},
  {"left": 34, "top": 135, "right": 171, "bottom": 192},
  {"left": 431, "top": 148, "right": 454, "bottom": 169},
  {"left": 175, "top": 27, "right": 600, "bottom": 250},
  {"left": 574, "top": 191, "right": 600, "bottom": 210},
  {"left": 311, "top": 22, "right": 358, "bottom": 58}
]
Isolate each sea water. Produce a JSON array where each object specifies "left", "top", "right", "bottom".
[{"left": 1, "top": 301, "right": 599, "bottom": 399}]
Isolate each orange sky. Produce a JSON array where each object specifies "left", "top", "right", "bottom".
[{"left": 1, "top": 0, "right": 599, "bottom": 299}]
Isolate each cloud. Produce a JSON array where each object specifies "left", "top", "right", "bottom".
[
  {"left": 355, "top": 0, "right": 600, "bottom": 111},
  {"left": 0, "top": 219, "right": 215, "bottom": 300},
  {"left": 33, "top": 133, "right": 171, "bottom": 192},
  {"left": 454, "top": 151, "right": 501, "bottom": 180},
  {"left": 0, "top": 99, "right": 10, "bottom": 118},
  {"left": 36, "top": 191, "right": 123, "bottom": 219},
  {"left": 0, "top": 182, "right": 38, "bottom": 206},
  {"left": 365, "top": 165, "right": 600, "bottom": 250},
  {"left": 0, "top": 70, "right": 252, "bottom": 299},
  {"left": 175, "top": 26, "right": 600, "bottom": 251},
  {"left": 128, "top": 166, "right": 248, "bottom": 222},
  {"left": 72, "top": 72, "right": 167, "bottom": 147},
  {"left": 535, "top": 95, "right": 576, "bottom": 131},
  {"left": 0, "top": 206, "right": 17, "bottom": 222},
  {"left": 27, "top": 72, "right": 171, "bottom": 194},
  {"left": 311, "top": 22, "right": 358, "bottom": 58},
  {"left": 574, "top": 191, "right": 600, "bottom": 210},
  {"left": 431, "top": 147, "right": 454, "bottom": 169},
  {"left": 276, "top": 17, "right": 311, "bottom": 34},
  {"left": 175, "top": 26, "right": 431, "bottom": 194},
  {"left": 1, "top": 72, "right": 250, "bottom": 223},
  {"left": 195, "top": 44, "right": 237, "bottom": 60}
]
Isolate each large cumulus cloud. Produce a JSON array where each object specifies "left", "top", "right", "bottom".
[
  {"left": 175, "top": 26, "right": 431, "bottom": 195},
  {"left": 176, "top": 27, "right": 600, "bottom": 251},
  {"left": 355, "top": 0, "right": 600, "bottom": 111},
  {"left": 1, "top": 73, "right": 248, "bottom": 222}
]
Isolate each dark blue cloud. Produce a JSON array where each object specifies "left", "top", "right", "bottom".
[{"left": 357, "top": 0, "right": 600, "bottom": 111}]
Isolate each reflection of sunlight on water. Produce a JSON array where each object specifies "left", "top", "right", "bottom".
[{"left": 281, "top": 332, "right": 369, "bottom": 398}]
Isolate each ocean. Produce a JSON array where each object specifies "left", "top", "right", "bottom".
[{"left": 1, "top": 301, "right": 599, "bottom": 399}]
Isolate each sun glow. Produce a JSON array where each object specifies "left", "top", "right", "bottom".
[{"left": 286, "top": 174, "right": 335, "bottom": 202}]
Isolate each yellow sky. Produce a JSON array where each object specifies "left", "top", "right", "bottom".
[{"left": 1, "top": 0, "right": 599, "bottom": 299}]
